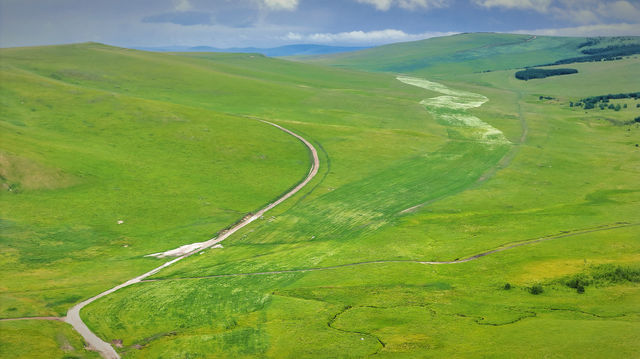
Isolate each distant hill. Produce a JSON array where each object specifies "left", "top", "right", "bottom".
[
  {"left": 304, "top": 32, "right": 640, "bottom": 75},
  {"left": 134, "top": 44, "right": 368, "bottom": 57}
]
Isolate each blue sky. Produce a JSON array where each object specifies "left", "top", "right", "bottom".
[{"left": 1, "top": 0, "right": 639, "bottom": 48}]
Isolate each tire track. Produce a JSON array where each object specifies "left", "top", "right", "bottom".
[{"left": 142, "top": 222, "right": 639, "bottom": 282}]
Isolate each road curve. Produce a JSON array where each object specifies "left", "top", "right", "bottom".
[{"left": 65, "top": 119, "right": 319, "bottom": 359}]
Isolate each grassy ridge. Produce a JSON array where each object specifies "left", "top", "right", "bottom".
[{"left": 308, "top": 33, "right": 640, "bottom": 77}]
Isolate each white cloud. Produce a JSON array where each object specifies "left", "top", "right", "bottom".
[
  {"left": 473, "top": 0, "right": 553, "bottom": 12},
  {"left": 262, "top": 0, "right": 299, "bottom": 11},
  {"left": 474, "top": 0, "right": 640, "bottom": 25},
  {"left": 356, "top": 0, "right": 450, "bottom": 11},
  {"left": 512, "top": 22, "right": 640, "bottom": 37},
  {"left": 595, "top": 1, "right": 640, "bottom": 22},
  {"left": 173, "top": 0, "right": 192, "bottom": 12},
  {"left": 283, "top": 29, "right": 457, "bottom": 45},
  {"left": 357, "top": 0, "right": 393, "bottom": 11},
  {"left": 552, "top": 0, "right": 640, "bottom": 25}
]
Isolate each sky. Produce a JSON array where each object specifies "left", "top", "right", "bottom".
[{"left": 1, "top": 0, "right": 640, "bottom": 48}]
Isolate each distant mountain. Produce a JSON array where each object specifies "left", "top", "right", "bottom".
[{"left": 134, "top": 44, "right": 368, "bottom": 57}]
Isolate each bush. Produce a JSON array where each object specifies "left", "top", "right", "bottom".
[
  {"left": 560, "top": 265, "right": 640, "bottom": 293},
  {"left": 529, "top": 284, "right": 544, "bottom": 295},
  {"left": 592, "top": 265, "right": 640, "bottom": 283},
  {"left": 503, "top": 283, "right": 512, "bottom": 290},
  {"left": 566, "top": 274, "right": 590, "bottom": 293}
]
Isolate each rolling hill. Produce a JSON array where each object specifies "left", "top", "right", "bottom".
[
  {"left": 306, "top": 32, "right": 640, "bottom": 76},
  {"left": 1, "top": 35, "right": 639, "bottom": 358}
]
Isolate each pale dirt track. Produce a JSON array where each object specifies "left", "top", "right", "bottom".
[{"left": 62, "top": 120, "right": 320, "bottom": 359}]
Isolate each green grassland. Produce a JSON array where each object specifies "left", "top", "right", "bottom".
[
  {"left": 1, "top": 42, "right": 448, "bottom": 355},
  {"left": 0, "top": 320, "right": 100, "bottom": 358},
  {"left": 2, "top": 33, "right": 639, "bottom": 357}
]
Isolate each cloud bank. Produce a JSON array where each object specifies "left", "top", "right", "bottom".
[
  {"left": 284, "top": 29, "right": 457, "bottom": 45},
  {"left": 356, "top": 0, "right": 450, "bottom": 11},
  {"left": 513, "top": 22, "right": 640, "bottom": 37}
]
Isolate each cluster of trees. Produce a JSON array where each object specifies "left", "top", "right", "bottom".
[
  {"left": 541, "top": 40, "right": 640, "bottom": 66},
  {"left": 515, "top": 68, "right": 578, "bottom": 80},
  {"left": 571, "top": 92, "right": 640, "bottom": 110},
  {"left": 580, "top": 44, "right": 640, "bottom": 56},
  {"left": 577, "top": 36, "right": 638, "bottom": 49}
]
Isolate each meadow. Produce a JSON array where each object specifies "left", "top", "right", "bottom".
[{"left": 1, "top": 34, "right": 639, "bottom": 357}]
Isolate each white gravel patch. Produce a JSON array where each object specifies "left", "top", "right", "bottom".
[{"left": 397, "top": 76, "right": 508, "bottom": 144}]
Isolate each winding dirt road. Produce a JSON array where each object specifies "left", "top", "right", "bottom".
[{"left": 64, "top": 120, "right": 319, "bottom": 359}]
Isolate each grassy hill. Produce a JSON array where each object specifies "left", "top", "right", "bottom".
[
  {"left": 307, "top": 32, "right": 640, "bottom": 77},
  {"left": 0, "top": 42, "right": 448, "bottom": 357},
  {"left": 1, "top": 38, "right": 639, "bottom": 358}
]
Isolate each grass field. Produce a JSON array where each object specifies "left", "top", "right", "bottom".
[{"left": 1, "top": 33, "right": 639, "bottom": 357}]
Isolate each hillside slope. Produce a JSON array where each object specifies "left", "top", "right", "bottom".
[{"left": 307, "top": 32, "right": 640, "bottom": 76}]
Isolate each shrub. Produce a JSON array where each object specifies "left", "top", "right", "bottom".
[
  {"left": 503, "top": 283, "right": 512, "bottom": 290},
  {"left": 529, "top": 284, "right": 544, "bottom": 295}
]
